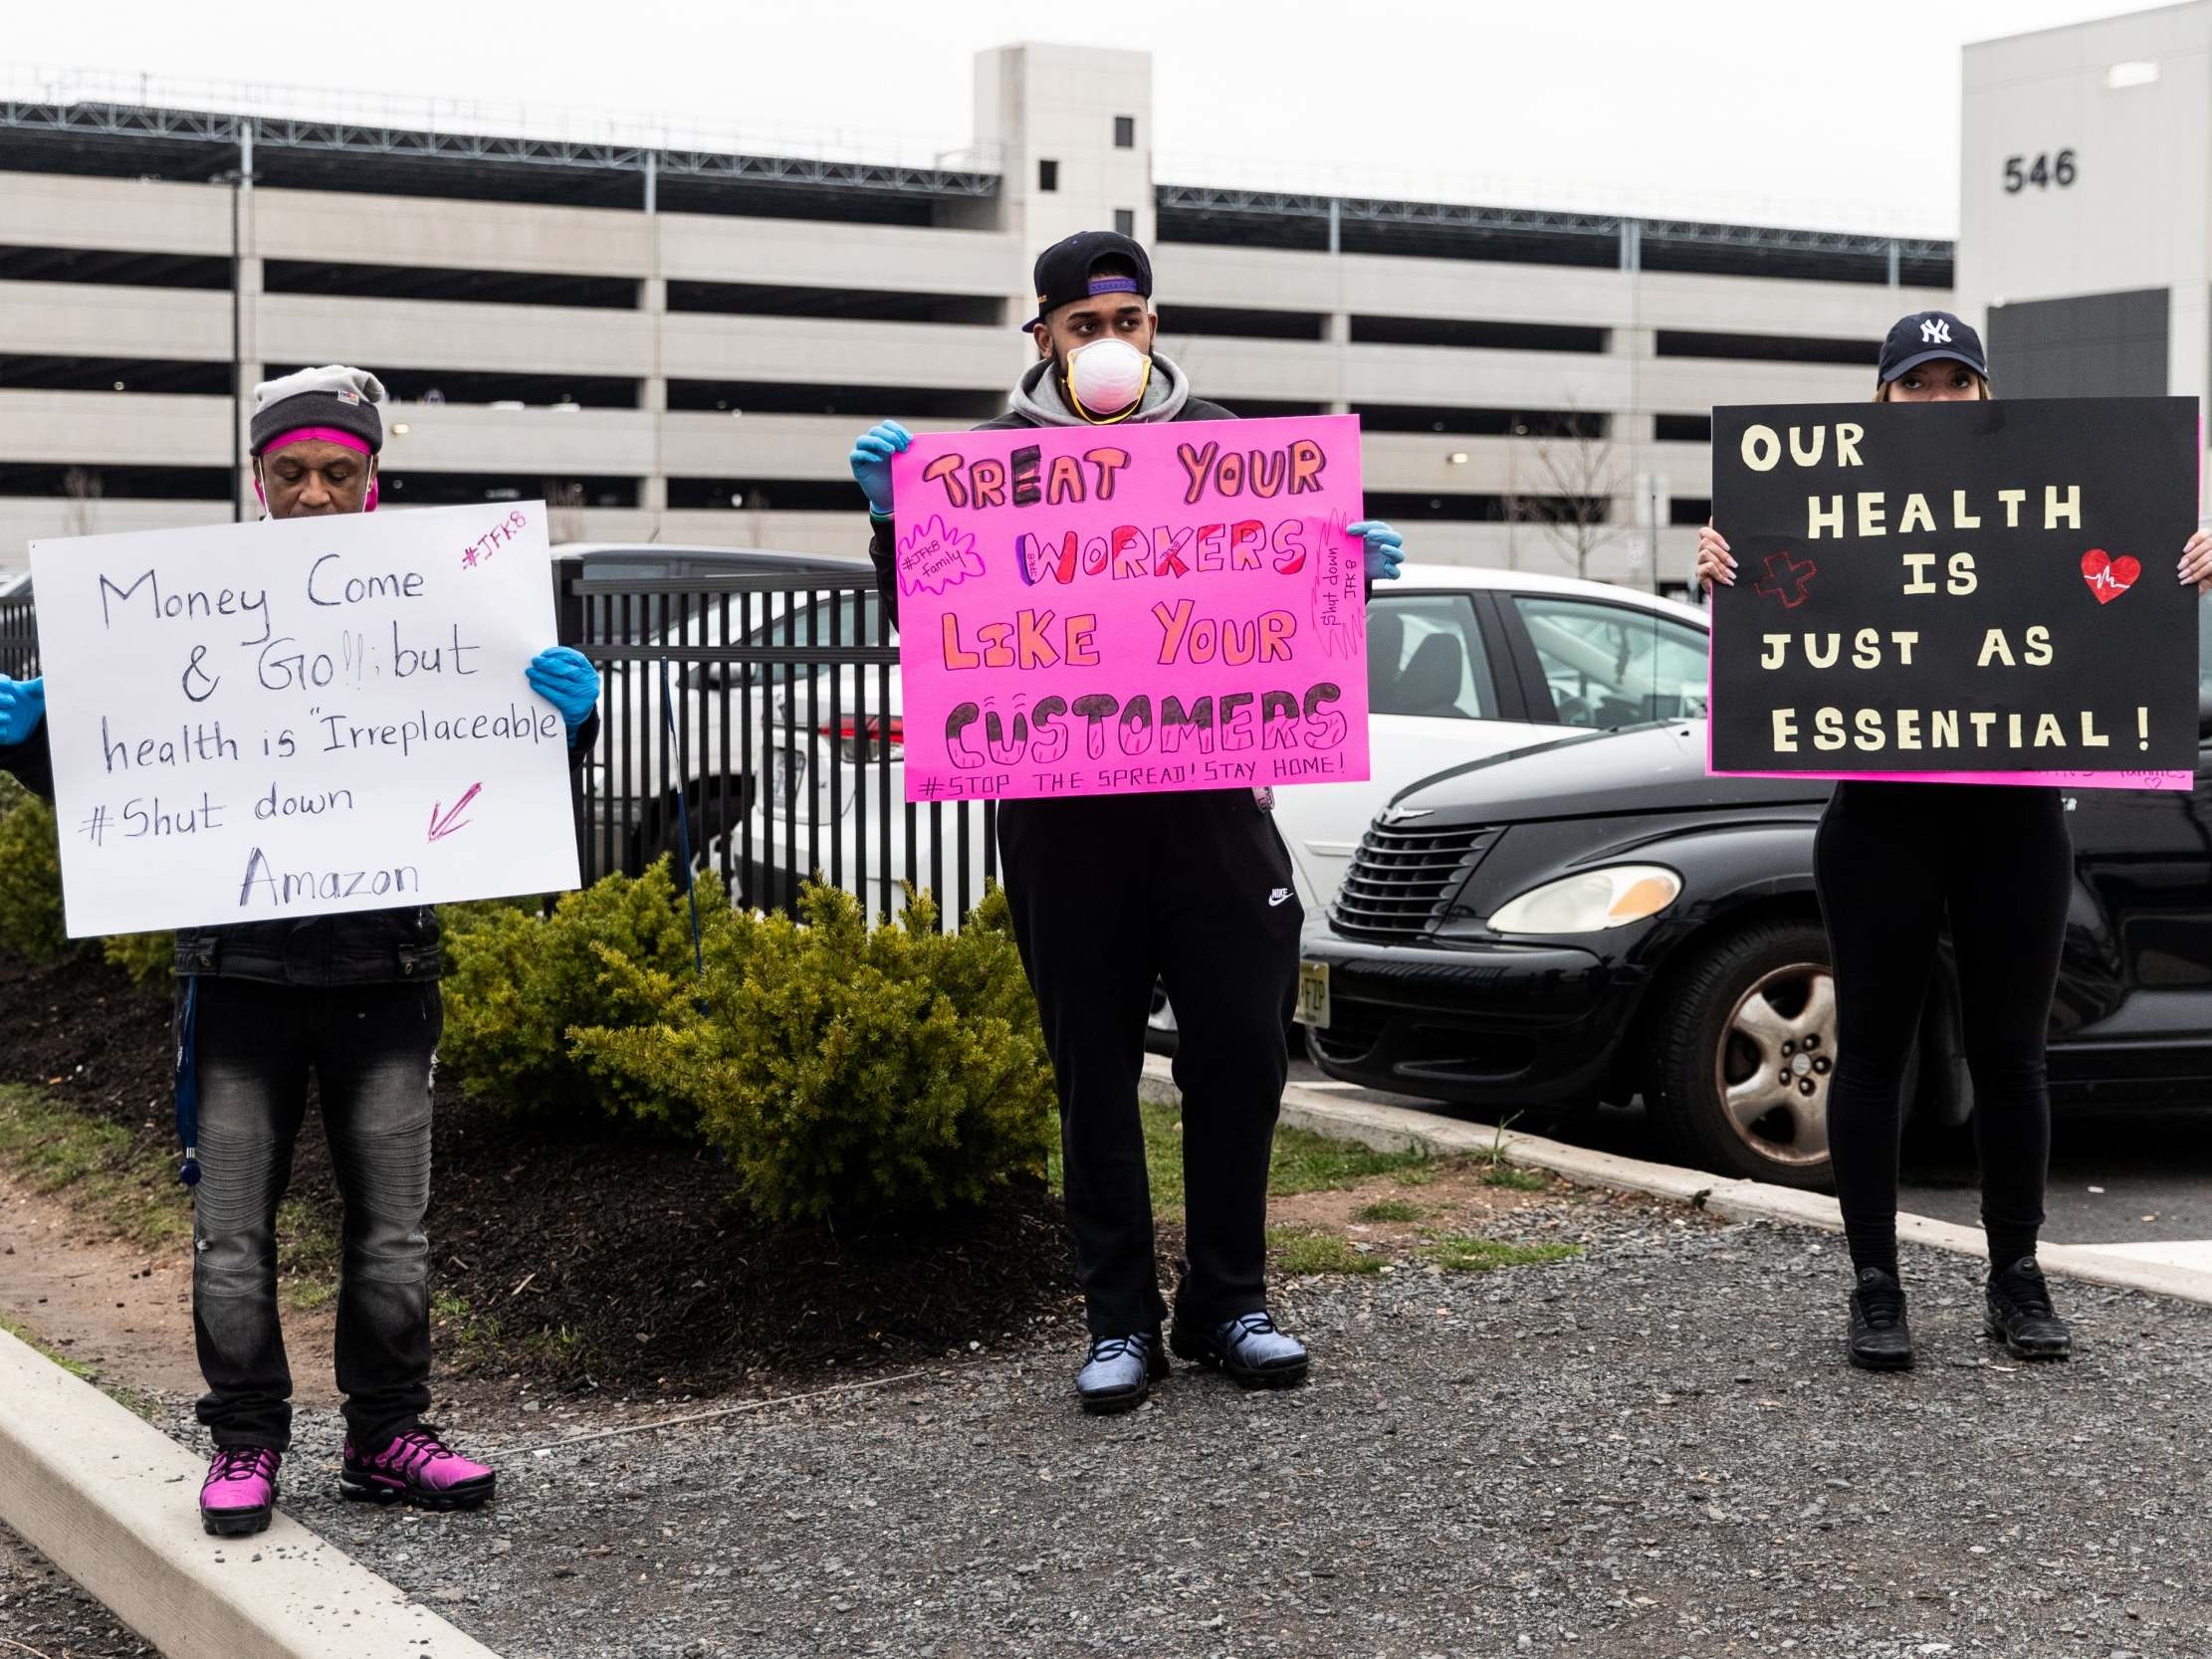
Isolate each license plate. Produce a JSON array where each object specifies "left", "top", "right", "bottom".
[
  {"left": 769, "top": 751, "right": 807, "bottom": 808},
  {"left": 1294, "top": 960, "right": 1331, "bottom": 1029}
]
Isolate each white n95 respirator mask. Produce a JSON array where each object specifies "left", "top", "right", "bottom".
[{"left": 1063, "top": 337, "right": 1153, "bottom": 421}]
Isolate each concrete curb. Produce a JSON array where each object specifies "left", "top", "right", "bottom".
[
  {"left": 0, "top": 1325, "right": 502, "bottom": 1659},
  {"left": 1140, "top": 1055, "right": 2212, "bottom": 1310}
]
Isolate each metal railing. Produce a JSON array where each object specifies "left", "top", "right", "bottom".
[
  {"left": 0, "top": 588, "right": 35, "bottom": 682},
  {"left": 556, "top": 558, "right": 999, "bottom": 928}
]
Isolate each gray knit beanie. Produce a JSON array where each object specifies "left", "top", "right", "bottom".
[{"left": 250, "top": 365, "right": 386, "bottom": 457}]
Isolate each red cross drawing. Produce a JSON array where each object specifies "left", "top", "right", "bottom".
[{"left": 1753, "top": 550, "right": 1818, "bottom": 609}]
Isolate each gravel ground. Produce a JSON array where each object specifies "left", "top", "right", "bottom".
[
  {"left": 43, "top": 1196, "right": 2197, "bottom": 1659},
  {"left": 0, "top": 1524, "right": 154, "bottom": 1658}
]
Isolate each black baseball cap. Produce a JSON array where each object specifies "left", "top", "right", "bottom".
[
  {"left": 1879, "top": 311, "right": 1988, "bottom": 383},
  {"left": 1020, "top": 230, "right": 1154, "bottom": 330}
]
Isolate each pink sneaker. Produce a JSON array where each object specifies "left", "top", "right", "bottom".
[
  {"left": 339, "top": 1426, "right": 496, "bottom": 1511},
  {"left": 200, "top": 1446, "right": 281, "bottom": 1537}
]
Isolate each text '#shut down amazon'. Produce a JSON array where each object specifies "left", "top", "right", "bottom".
[
  {"left": 1707, "top": 395, "right": 2200, "bottom": 785},
  {"left": 889, "top": 413, "right": 1372, "bottom": 803}
]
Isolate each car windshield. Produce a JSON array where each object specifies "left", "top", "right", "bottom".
[
  {"left": 1513, "top": 596, "right": 1708, "bottom": 728},
  {"left": 742, "top": 591, "right": 895, "bottom": 653},
  {"left": 637, "top": 587, "right": 896, "bottom": 691}
]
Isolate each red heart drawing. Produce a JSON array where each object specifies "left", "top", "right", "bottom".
[{"left": 2081, "top": 548, "right": 2139, "bottom": 605}]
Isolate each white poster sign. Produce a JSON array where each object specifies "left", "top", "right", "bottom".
[{"left": 28, "top": 501, "right": 583, "bottom": 937}]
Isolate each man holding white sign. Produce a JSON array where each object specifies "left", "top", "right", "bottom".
[{"left": 0, "top": 365, "right": 603, "bottom": 1537}]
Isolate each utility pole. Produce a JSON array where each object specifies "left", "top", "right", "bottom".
[{"left": 213, "top": 119, "right": 256, "bottom": 521}]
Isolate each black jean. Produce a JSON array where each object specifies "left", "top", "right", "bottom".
[
  {"left": 1813, "top": 781, "right": 2071, "bottom": 1276},
  {"left": 997, "top": 789, "right": 1303, "bottom": 1339},
  {"left": 189, "top": 978, "right": 442, "bottom": 1453}
]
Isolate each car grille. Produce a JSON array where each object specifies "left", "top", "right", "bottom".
[{"left": 1330, "top": 821, "right": 1500, "bottom": 941}]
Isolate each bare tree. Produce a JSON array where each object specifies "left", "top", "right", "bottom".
[
  {"left": 1502, "top": 410, "right": 1629, "bottom": 581},
  {"left": 546, "top": 479, "right": 587, "bottom": 545},
  {"left": 62, "top": 467, "right": 103, "bottom": 538}
]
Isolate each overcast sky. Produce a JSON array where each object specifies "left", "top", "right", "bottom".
[{"left": 3, "top": 0, "right": 2146, "bottom": 236}]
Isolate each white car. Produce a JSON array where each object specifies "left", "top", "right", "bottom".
[
  {"left": 724, "top": 564, "right": 1710, "bottom": 923},
  {"left": 573, "top": 547, "right": 872, "bottom": 879}
]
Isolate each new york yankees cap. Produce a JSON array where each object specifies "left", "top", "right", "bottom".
[{"left": 1879, "top": 311, "right": 1987, "bottom": 384}]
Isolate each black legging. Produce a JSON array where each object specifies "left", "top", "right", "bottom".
[{"left": 1813, "top": 781, "right": 2071, "bottom": 1275}]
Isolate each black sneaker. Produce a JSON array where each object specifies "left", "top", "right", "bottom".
[
  {"left": 1848, "top": 1267, "right": 1913, "bottom": 1371},
  {"left": 1986, "top": 1257, "right": 2072, "bottom": 1360}
]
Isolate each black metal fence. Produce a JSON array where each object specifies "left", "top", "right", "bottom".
[
  {"left": 0, "top": 562, "right": 1001, "bottom": 926},
  {"left": 556, "top": 557, "right": 1000, "bottom": 927},
  {"left": 0, "top": 587, "right": 34, "bottom": 682}
]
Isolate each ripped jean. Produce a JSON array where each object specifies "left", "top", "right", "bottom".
[{"left": 188, "top": 979, "right": 442, "bottom": 1453}]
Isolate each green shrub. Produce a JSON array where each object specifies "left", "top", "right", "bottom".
[
  {"left": 100, "top": 931, "right": 174, "bottom": 984},
  {"left": 572, "top": 882, "right": 1054, "bottom": 1223},
  {"left": 439, "top": 860, "right": 731, "bottom": 1126},
  {"left": 0, "top": 780, "right": 70, "bottom": 961},
  {"left": 0, "top": 776, "right": 170, "bottom": 976}
]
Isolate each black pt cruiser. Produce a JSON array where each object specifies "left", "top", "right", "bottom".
[{"left": 1297, "top": 715, "right": 2212, "bottom": 1189}]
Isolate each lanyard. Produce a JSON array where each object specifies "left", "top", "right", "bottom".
[{"left": 174, "top": 976, "right": 201, "bottom": 1186}]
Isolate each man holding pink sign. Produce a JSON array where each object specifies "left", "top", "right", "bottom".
[
  {"left": 1700, "top": 310, "right": 2212, "bottom": 1375},
  {"left": 848, "top": 231, "right": 1405, "bottom": 1413}
]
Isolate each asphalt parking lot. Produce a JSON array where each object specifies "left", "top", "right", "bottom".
[{"left": 1287, "top": 1062, "right": 2212, "bottom": 1262}]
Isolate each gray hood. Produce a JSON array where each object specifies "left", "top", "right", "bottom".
[{"left": 1008, "top": 351, "right": 1194, "bottom": 427}]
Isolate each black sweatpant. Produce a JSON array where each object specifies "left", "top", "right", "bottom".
[
  {"left": 997, "top": 788, "right": 1303, "bottom": 1339},
  {"left": 1813, "top": 781, "right": 2070, "bottom": 1277}
]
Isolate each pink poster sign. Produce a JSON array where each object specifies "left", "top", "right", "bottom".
[{"left": 890, "top": 414, "right": 1371, "bottom": 803}]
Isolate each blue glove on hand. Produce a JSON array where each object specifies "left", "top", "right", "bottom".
[
  {"left": 848, "top": 420, "right": 912, "bottom": 518},
  {"left": 1349, "top": 519, "right": 1405, "bottom": 582},
  {"left": 525, "top": 647, "right": 600, "bottom": 744},
  {"left": 0, "top": 676, "right": 45, "bottom": 747}
]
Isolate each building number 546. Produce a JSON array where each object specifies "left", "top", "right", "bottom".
[{"left": 2004, "top": 150, "right": 2078, "bottom": 192}]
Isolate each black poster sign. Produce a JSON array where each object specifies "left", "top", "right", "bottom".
[{"left": 1709, "top": 396, "right": 2200, "bottom": 777}]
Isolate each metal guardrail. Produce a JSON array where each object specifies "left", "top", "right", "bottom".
[{"left": 556, "top": 557, "right": 998, "bottom": 927}]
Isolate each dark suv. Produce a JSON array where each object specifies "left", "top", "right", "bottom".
[{"left": 1297, "top": 696, "right": 2212, "bottom": 1189}]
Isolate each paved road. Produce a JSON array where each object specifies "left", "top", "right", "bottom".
[{"left": 1287, "top": 1062, "right": 2212, "bottom": 1261}]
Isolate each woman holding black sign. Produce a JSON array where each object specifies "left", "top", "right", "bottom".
[{"left": 1698, "top": 310, "right": 2212, "bottom": 1373}]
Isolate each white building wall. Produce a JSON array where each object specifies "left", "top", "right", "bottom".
[
  {"left": 1958, "top": 2, "right": 2212, "bottom": 513},
  {"left": 0, "top": 41, "right": 1952, "bottom": 585}
]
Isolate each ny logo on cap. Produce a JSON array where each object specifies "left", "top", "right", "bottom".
[{"left": 1919, "top": 317, "right": 1952, "bottom": 345}]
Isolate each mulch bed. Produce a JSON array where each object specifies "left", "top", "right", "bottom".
[
  {"left": 0, "top": 948, "right": 1092, "bottom": 1395},
  {"left": 0, "top": 949, "right": 174, "bottom": 1127}
]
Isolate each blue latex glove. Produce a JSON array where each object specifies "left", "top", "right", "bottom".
[
  {"left": 0, "top": 676, "right": 44, "bottom": 747},
  {"left": 525, "top": 647, "right": 600, "bottom": 745},
  {"left": 1349, "top": 519, "right": 1405, "bottom": 582},
  {"left": 848, "top": 420, "right": 912, "bottom": 518}
]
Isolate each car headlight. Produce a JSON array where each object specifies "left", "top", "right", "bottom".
[{"left": 1487, "top": 865, "right": 1681, "bottom": 935}]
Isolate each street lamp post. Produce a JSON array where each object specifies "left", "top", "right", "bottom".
[{"left": 211, "top": 120, "right": 255, "bottom": 522}]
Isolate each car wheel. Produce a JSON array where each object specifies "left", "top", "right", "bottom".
[
  {"left": 1646, "top": 919, "right": 1841, "bottom": 1189},
  {"left": 638, "top": 783, "right": 746, "bottom": 885}
]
